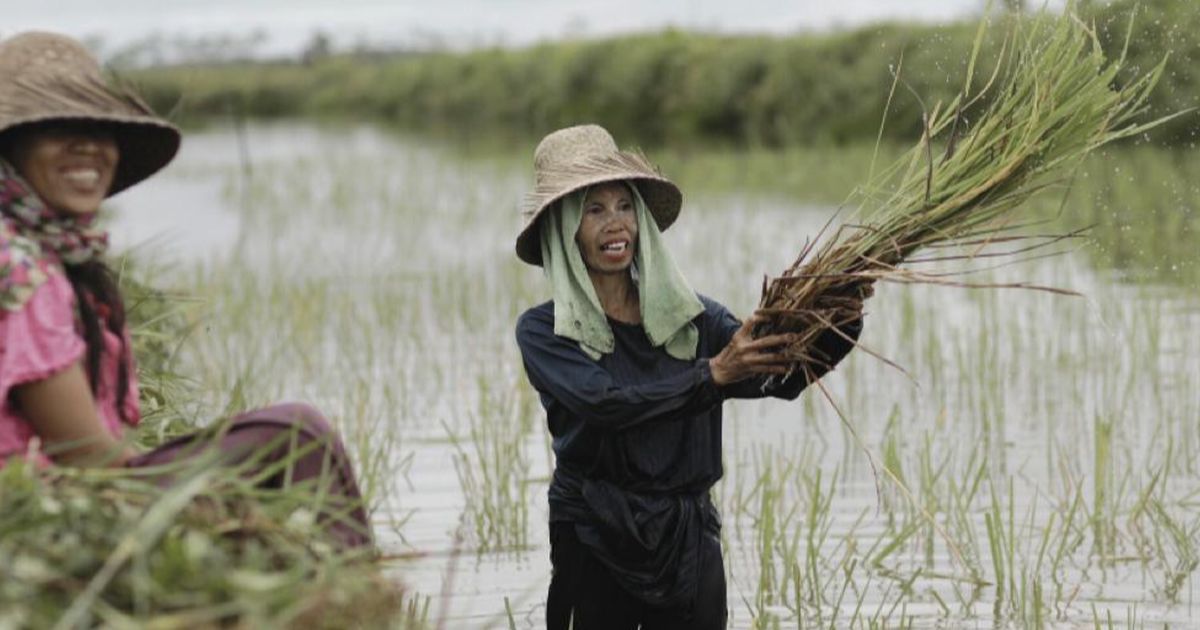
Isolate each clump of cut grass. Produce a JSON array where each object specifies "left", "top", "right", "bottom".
[
  {"left": 756, "top": 5, "right": 1174, "bottom": 366},
  {"left": 0, "top": 457, "right": 413, "bottom": 628}
]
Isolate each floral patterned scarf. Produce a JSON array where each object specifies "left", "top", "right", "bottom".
[{"left": 0, "top": 158, "right": 108, "bottom": 311}]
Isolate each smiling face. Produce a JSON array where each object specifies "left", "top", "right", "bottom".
[
  {"left": 2, "top": 123, "right": 120, "bottom": 217},
  {"left": 575, "top": 181, "right": 638, "bottom": 275}
]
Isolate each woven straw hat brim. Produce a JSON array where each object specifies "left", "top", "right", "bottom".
[
  {"left": 0, "top": 32, "right": 181, "bottom": 196},
  {"left": 516, "top": 150, "right": 682, "bottom": 266}
]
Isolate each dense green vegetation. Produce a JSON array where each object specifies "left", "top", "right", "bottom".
[
  {"left": 131, "top": 0, "right": 1197, "bottom": 147},
  {"left": 0, "top": 461, "right": 411, "bottom": 628}
]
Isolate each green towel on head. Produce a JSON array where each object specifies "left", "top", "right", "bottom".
[{"left": 540, "top": 184, "right": 703, "bottom": 361}]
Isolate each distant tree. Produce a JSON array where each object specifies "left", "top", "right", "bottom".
[
  {"left": 302, "top": 31, "right": 332, "bottom": 65},
  {"left": 107, "top": 34, "right": 167, "bottom": 68}
]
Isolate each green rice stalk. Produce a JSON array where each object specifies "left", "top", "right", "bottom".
[{"left": 756, "top": 5, "right": 1177, "bottom": 367}]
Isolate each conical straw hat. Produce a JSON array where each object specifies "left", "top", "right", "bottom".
[
  {"left": 516, "top": 124, "right": 682, "bottom": 266},
  {"left": 0, "top": 32, "right": 180, "bottom": 196}
]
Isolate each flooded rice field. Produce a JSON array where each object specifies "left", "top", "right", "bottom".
[{"left": 109, "top": 123, "right": 1200, "bottom": 628}]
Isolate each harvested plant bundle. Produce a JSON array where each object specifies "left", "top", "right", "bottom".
[
  {"left": 757, "top": 7, "right": 1172, "bottom": 370},
  {"left": 0, "top": 458, "right": 409, "bottom": 628}
]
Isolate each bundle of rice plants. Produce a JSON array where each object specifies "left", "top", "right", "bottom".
[{"left": 756, "top": 5, "right": 1177, "bottom": 371}]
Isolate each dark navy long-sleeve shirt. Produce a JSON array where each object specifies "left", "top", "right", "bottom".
[{"left": 515, "top": 294, "right": 861, "bottom": 606}]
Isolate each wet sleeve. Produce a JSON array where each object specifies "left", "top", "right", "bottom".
[
  {"left": 705, "top": 300, "right": 862, "bottom": 401},
  {"left": 515, "top": 310, "right": 723, "bottom": 431}
]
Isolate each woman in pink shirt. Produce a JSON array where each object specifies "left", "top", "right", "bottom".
[{"left": 0, "top": 32, "right": 371, "bottom": 549}]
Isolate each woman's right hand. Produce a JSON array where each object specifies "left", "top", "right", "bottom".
[{"left": 709, "top": 314, "right": 796, "bottom": 387}]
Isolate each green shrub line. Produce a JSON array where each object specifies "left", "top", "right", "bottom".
[{"left": 129, "top": 0, "right": 1197, "bottom": 147}]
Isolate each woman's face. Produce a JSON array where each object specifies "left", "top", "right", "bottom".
[
  {"left": 575, "top": 181, "right": 638, "bottom": 275},
  {"left": 5, "top": 124, "right": 119, "bottom": 217}
]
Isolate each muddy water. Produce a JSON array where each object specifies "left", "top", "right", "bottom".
[{"left": 109, "top": 122, "right": 1200, "bottom": 629}]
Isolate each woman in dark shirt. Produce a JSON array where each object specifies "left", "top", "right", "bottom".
[{"left": 515, "top": 124, "right": 865, "bottom": 629}]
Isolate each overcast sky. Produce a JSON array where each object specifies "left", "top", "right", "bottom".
[{"left": 5, "top": 0, "right": 1067, "bottom": 59}]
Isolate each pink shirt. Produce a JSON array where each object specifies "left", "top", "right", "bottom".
[{"left": 0, "top": 269, "right": 140, "bottom": 465}]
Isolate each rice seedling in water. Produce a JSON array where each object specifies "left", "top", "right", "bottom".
[
  {"left": 724, "top": 444, "right": 938, "bottom": 629},
  {"left": 445, "top": 373, "right": 533, "bottom": 554}
]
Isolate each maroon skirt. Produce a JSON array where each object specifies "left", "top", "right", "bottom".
[{"left": 127, "top": 402, "right": 373, "bottom": 550}]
